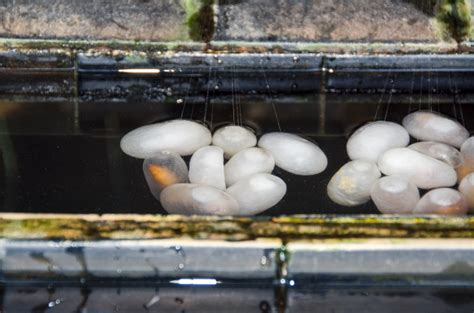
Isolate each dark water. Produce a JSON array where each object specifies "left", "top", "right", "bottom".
[
  {"left": 2, "top": 282, "right": 474, "bottom": 313},
  {"left": 0, "top": 92, "right": 472, "bottom": 215}
]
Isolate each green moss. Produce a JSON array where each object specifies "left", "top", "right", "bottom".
[
  {"left": 436, "top": 0, "right": 472, "bottom": 42},
  {"left": 186, "top": 0, "right": 215, "bottom": 43},
  {"left": 1, "top": 215, "right": 474, "bottom": 241}
]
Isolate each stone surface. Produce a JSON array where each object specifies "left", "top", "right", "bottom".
[
  {"left": 0, "top": 0, "right": 190, "bottom": 41},
  {"left": 216, "top": 0, "right": 440, "bottom": 42},
  {"left": 0, "top": 0, "right": 447, "bottom": 43},
  {"left": 2, "top": 239, "right": 280, "bottom": 279}
]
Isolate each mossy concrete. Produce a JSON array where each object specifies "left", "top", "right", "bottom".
[{"left": 1, "top": 214, "right": 474, "bottom": 241}]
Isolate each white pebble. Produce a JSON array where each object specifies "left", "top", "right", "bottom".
[
  {"left": 227, "top": 173, "right": 286, "bottom": 215},
  {"left": 120, "top": 119, "right": 212, "bottom": 158},
  {"left": 459, "top": 173, "right": 474, "bottom": 212},
  {"left": 402, "top": 111, "right": 469, "bottom": 148},
  {"left": 160, "top": 184, "right": 239, "bottom": 215},
  {"left": 212, "top": 125, "right": 257, "bottom": 158},
  {"left": 347, "top": 121, "right": 409, "bottom": 162},
  {"left": 378, "top": 148, "right": 457, "bottom": 189},
  {"left": 258, "top": 132, "right": 327, "bottom": 175},
  {"left": 370, "top": 176, "right": 420, "bottom": 214},
  {"left": 143, "top": 151, "right": 189, "bottom": 200},
  {"left": 413, "top": 188, "right": 468, "bottom": 215},
  {"left": 224, "top": 147, "right": 275, "bottom": 186},
  {"left": 409, "top": 141, "right": 463, "bottom": 168},
  {"left": 189, "top": 146, "right": 226, "bottom": 190},
  {"left": 457, "top": 137, "right": 474, "bottom": 183},
  {"left": 327, "top": 160, "right": 381, "bottom": 206}
]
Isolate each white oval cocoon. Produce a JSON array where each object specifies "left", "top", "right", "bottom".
[
  {"left": 457, "top": 137, "right": 474, "bottom": 182},
  {"left": 160, "top": 184, "right": 239, "bottom": 216},
  {"left": 189, "top": 146, "right": 226, "bottom": 190},
  {"left": 459, "top": 173, "right": 474, "bottom": 212},
  {"left": 212, "top": 125, "right": 257, "bottom": 158},
  {"left": 327, "top": 160, "right": 381, "bottom": 207},
  {"left": 258, "top": 132, "right": 327, "bottom": 175},
  {"left": 378, "top": 148, "right": 457, "bottom": 189},
  {"left": 370, "top": 176, "right": 420, "bottom": 214},
  {"left": 409, "top": 141, "right": 463, "bottom": 168},
  {"left": 143, "top": 151, "right": 189, "bottom": 200},
  {"left": 227, "top": 173, "right": 287, "bottom": 215},
  {"left": 402, "top": 111, "right": 469, "bottom": 148},
  {"left": 120, "top": 119, "right": 212, "bottom": 158},
  {"left": 224, "top": 147, "right": 275, "bottom": 186},
  {"left": 347, "top": 121, "right": 409, "bottom": 162},
  {"left": 413, "top": 188, "right": 468, "bottom": 215}
]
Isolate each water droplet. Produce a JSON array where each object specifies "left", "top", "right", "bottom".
[
  {"left": 55, "top": 299, "right": 62, "bottom": 305},
  {"left": 259, "top": 300, "right": 271, "bottom": 313},
  {"left": 177, "top": 263, "right": 185, "bottom": 270},
  {"left": 214, "top": 85, "right": 220, "bottom": 90},
  {"left": 176, "top": 98, "right": 183, "bottom": 104},
  {"left": 279, "top": 278, "right": 286, "bottom": 285},
  {"left": 260, "top": 256, "right": 268, "bottom": 266},
  {"left": 328, "top": 68, "right": 335, "bottom": 73},
  {"left": 48, "top": 301, "right": 56, "bottom": 308},
  {"left": 217, "top": 59, "right": 223, "bottom": 64},
  {"left": 289, "top": 280, "right": 295, "bottom": 286},
  {"left": 292, "top": 56, "right": 299, "bottom": 63}
]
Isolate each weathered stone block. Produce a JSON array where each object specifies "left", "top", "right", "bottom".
[
  {"left": 216, "top": 0, "right": 440, "bottom": 42},
  {"left": 0, "top": 0, "right": 192, "bottom": 41}
]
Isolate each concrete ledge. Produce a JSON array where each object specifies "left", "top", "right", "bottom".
[
  {"left": 0, "top": 0, "right": 466, "bottom": 43},
  {"left": 0, "top": 0, "right": 192, "bottom": 41},
  {"left": 216, "top": 0, "right": 440, "bottom": 42},
  {"left": 2, "top": 239, "right": 280, "bottom": 280},
  {"left": 287, "top": 239, "right": 474, "bottom": 279}
]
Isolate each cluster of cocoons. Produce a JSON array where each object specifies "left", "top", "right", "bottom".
[
  {"left": 328, "top": 111, "right": 473, "bottom": 215},
  {"left": 121, "top": 120, "right": 328, "bottom": 216}
]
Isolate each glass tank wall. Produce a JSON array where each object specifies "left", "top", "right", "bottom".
[{"left": 0, "top": 53, "right": 473, "bottom": 215}]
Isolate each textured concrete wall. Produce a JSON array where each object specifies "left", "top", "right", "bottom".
[
  {"left": 0, "top": 0, "right": 191, "bottom": 41},
  {"left": 216, "top": 0, "right": 438, "bottom": 42},
  {"left": 0, "top": 0, "right": 470, "bottom": 43}
]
